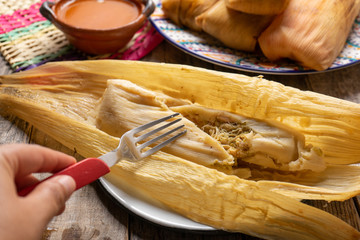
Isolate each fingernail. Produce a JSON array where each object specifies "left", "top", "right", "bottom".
[{"left": 57, "top": 175, "right": 76, "bottom": 195}]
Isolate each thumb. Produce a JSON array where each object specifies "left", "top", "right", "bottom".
[{"left": 26, "top": 175, "right": 76, "bottom": 224}]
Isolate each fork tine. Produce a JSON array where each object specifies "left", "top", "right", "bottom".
[
  {"left": 140, "top": 129, "right": 187, "bottom": 158},
  {"left": 135, "top": 118, "right": 182, "bottom": 143},
  {"left": 130, "top": 113, "right": 180, "bottom": 135},
  {"left": 137, "top": 124, "right": 185, "bottom": 151}
]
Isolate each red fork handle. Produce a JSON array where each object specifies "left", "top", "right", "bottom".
[{"left": 18, "top": 158, "right": 110, "bottom": 196}]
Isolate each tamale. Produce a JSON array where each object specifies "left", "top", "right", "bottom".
[
  {"left": 2, "top": 61, "right": 360, "bottom": 201},
  {"left": 1, "top": 60, "right": 360, "bottom": 239},
  {"left": 96, "top": 80, "right": 235, "bottom": 168},
  {"left": 95, "top": 80, "right": 324, "bottom": 174},
  {"left": 2, "top": 60, "right": 360, "bottom": 165},
  {"left": 161, "top": 0, "right": 218, "bottom": 31},
  {"left": 258, "top": 0, "right": 360, "bottom": 71},
  {"left": 94, "top": 79, "right": 360, "bottom": 202},
  {"left": 225, "top": 0, "right": 289, "bottom": 15},
  {"left": 2, "top": 93, "right": 360, "bottom": 240},
  {"left": 196, "top": 0, "right": 274, "bottom": 52}
]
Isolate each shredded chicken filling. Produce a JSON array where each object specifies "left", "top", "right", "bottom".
[{"left": 202, "top": 121, "right": 253, "bottom": 160}]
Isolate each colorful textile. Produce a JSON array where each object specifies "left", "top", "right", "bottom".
[{"left": 0, "top": 0, "right": 163, "bottom": 71}]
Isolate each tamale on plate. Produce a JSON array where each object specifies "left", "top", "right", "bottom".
[
  {"left": 1, "top": 60, "right": 360, "bottom": 239},
  {"left": 258, "top": 0, "right": 360, "bottom": 70}
]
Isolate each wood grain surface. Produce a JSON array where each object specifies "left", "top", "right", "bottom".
[{"left": 1, "top": 41, "right": 360, "bottom": 240}]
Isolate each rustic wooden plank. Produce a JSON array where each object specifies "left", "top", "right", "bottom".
[
  {"left": 304, "top": 199, "right": 360, "bottom": 230},
  {"left": 306, "top": 64, "right": 360, "bottom": 102},
  {"left": 0, "top": 115, "right": 30, "bottom": 144},
  {"left": 353, "top": 196, "right": 360, "bottom": 224},
  {"left": 127, "top": 214, "right": 257, "bottom": 240},
  {"left": 42, "top": 182, "right": 129, "bottom": 240},
  {"left": 0, "top": 55, "right": 11, "bottom": 75}
]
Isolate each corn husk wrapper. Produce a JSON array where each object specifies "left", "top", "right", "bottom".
[
  {"left": 1, "top": 60, "right": 360, "bottom": 239},
  {"left": 161, "top": 0, "right": 273, "bottom": 52},
  {"left": 258, "top": 0, "right": 360, "bottom": 71},
  {"left": 195, "top": 0, "right": 274, "bottom": 52},
  {"left": 225, "top": 0, "right": 289, "bottom": 15},
  {"left": 161, "top": 0, "right": 218, "bottom": 31}
]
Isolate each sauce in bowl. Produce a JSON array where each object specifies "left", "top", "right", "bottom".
[
  {"left": 55, "top": 0, "right": 141, "bottom": 30},
  {"left": 40, "top": 0, "right": 155, "bottom": 54}
]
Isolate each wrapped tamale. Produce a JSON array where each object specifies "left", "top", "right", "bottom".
[
  {"left": 258, "top": 0, "right": 360, "bottom": 71},
  {"left": 195, "top": 0, "right": 274, "bottom": 51},
  {"left": 1, "top": 60, "right": 360, "bottom": 239},
  {"left": 225, "top": 0, "right": 289, "bottom": 15},
  {"left": 162, "top": 0, "right": 218, "bottom": 31}
]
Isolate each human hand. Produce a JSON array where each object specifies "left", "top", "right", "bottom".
[{"left": 0, "top": 144, "right": 76, "bottom": 240}]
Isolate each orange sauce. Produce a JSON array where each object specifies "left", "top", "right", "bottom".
[{"left": 55, "top": 0, "right": 141, "bottom": 30}]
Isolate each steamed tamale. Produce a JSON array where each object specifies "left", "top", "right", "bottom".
[
  {"left": 93, "top": 78, "right": 360, "bottom": 201},
  {"left": 258, "top": 0, "right": 360, "bottom": 71},
  {"left": 225, "top": 0, "right": 289, "bottom": 15},
  {"left": 196, "top": 0, "right": 274, "bottom": 51},
  {"left": 1, "top": 60, "right": 360, "bottom": 239},
  {"left": 162, "top": 0, "right": 218, "bottom": 31},
  {"left": 96, "top": 80, "right": 325, "bottom": 174},
  {"left": 96, "top": 80, "right": 235, "bottom": 168},
  {"left": 2, "top": 60, "right": 360, "bottom": 165}
]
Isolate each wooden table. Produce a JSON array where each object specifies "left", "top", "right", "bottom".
[{"left": 1, "top": 41, "right": 360, "bottom": 240}]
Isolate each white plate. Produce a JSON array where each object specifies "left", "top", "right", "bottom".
[
  {"left": 149, "top": 1, "right": 360, "bottom": 75},
  {"left": 99, "top": 176, "right": 215, "bottom": 231}
]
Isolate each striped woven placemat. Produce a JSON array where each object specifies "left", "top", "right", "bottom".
[{"left": 0, "top": 0, "right": 163, "bottom": 71}]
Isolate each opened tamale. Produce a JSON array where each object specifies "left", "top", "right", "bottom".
[
  {"left": 1, "top": 60, "right": 360, "bottom": 239},
  {"left": 96, "top": 79, "right": 325, "bottom": 174}
]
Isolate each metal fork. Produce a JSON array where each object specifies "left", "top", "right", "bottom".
[
  {"left": 105, "top": 113, "right": 186, "bottom": 166},
  {"left": 18, "top": 113, "right": 186, "bottom": 196}
]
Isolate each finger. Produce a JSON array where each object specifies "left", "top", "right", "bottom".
[
  {"left": 25, "top": 175, "right": 76, "bottom": 224},
  {"left": 0, "top": 144, "right": 76, "bottom": 179},
  {"left": 15, "top": 175, "right": 41, "bottom": 190}
]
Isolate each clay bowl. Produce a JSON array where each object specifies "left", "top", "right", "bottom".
[{"left": 40, "top": 0, "right": 155, "bottom": 54}]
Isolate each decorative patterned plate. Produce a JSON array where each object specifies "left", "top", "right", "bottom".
[{"left": 149, "top": 1, "right": 360, "bottom": 75}]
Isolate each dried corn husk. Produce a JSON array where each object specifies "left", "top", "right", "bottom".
[
  {"left": 108, "top": 156, "right": 359, "bottom": 240},
  {"left": 1, "top": 60, "right": 360, "bottom": 239},
  {"left": 162, "top": 0, "right": 218, "bottom": 31},
  {"left": 258, "top": 0, "right": 360, "bottom": 70},
  {"left": 161, "top": 0, "right": 274, "bottom": 52},
  {"left": 225, "top": 0, "right": 289, "bottom": 15},
  {"left": 195, "top": 0, "right": 274, "bottom": 51},
  {"left": 3, "top": 60, "right": 357, "bottom": 166}
]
